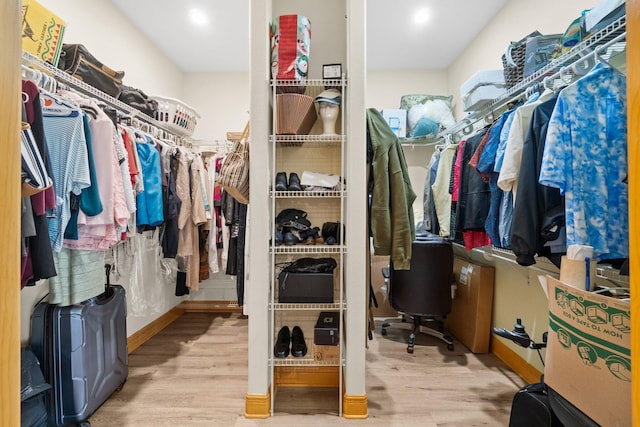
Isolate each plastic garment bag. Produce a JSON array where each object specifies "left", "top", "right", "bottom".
[{"left": 111, "top": 230, "right": 177, "bottom": 316}]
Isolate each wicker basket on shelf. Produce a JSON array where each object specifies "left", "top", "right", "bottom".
[
  {"left": 501, "top": 31, "right": 541, "bottom": 88},
  {"left": 275, "top": 93, "right": 316, "bottom": 135}
]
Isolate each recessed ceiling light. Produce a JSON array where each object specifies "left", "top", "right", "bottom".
[
  {"left": 414, "top": 7, "right": 431, "bottom": 25},
  {"left": 189, "top": 8, "right": 209, "bottom": 27}
]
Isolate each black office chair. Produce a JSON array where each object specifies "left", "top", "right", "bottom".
[{"left": 381, "top": 234, "right": 455, "bottom": 353}]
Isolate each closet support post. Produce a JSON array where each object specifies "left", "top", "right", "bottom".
[
  {"left": 626, "top": 0, "right": 640, "bottom": 425},
  {"left": 0, "top": 0, "right": 22, "bottom": 425}
]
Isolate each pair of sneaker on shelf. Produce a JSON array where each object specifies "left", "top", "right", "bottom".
[
  {"left": 275, "top": 172, "right": 302, "bottom": 191},
  {"left": 274, "top": 227, "right": 324, "bottom": 246},
  {"left": 274, "top": 325, "right": 307, "bottom": 358}
]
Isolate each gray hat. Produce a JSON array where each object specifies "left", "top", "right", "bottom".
[{"left": 315, "top": 89, "right": 341, "bottom": 105}]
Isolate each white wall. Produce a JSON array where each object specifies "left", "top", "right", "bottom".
[
  {"left": 366, "top": 69, "right": 448, "bottom": 111},
  {"left": 183, "top": 72, "right": 250, "bottom": 142}
]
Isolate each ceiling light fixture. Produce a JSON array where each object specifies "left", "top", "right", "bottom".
[
  {"left": 189, "top": 8, "right": 209, "bottom": 27},
  {"left": 414, "top": 7, "right": 431, "bottom": 25}
]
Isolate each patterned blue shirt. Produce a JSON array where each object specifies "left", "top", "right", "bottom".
[{"left": 539, "top": 63, "right": 628, "bottom": 260}]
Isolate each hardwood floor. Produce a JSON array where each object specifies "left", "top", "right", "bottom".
[{"left": 90, "top": 313, "right": 524, "bottom": 426}]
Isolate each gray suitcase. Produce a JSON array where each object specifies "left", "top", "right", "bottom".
[{"left": 30, "top": 278, "right": 127, "bottom": 426}]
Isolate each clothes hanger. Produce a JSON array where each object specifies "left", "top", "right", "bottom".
[
  {"left": 40, "top": 89, "right": 80, "bottom": 118},
  {"left": 21, "top": 65, "right": 41, "bottom": 83}
]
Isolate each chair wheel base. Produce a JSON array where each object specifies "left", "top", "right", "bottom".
[{"left": 407, "top": 334, "right": 415, "bottom": 353}]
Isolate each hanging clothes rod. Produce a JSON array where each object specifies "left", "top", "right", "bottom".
[
  {"left": 542, "top": 30, "right": 627, "bottom": 89},
  {"left": 21, "top": 51, "right": 185, "bottom": 141},
  {"left": 436, "top": 15, "right": 626, "bottom": 142}
]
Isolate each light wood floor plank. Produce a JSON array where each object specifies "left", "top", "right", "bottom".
[{"left": 90, "top": 313, "right": 524, "bottom": 426}]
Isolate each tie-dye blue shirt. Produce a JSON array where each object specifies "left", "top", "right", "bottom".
[{"left": 539, "top": 63, "right": 628, "bottom": 260}]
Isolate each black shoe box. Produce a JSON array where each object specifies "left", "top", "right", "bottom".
[
  {"left": 278, "top": 272, "right": 334, "bottom": 303},
  {"left": 314, "top": 311, "right": 339, "bottom": 345}
]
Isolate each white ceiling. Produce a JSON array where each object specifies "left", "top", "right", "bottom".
[{"left": 110, "top": 0, "right": 508, "bottom": 73}]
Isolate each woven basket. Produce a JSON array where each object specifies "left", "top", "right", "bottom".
[
  {"left": 275, "top": 94, "right": 316, "bottom": 135},
  {"left": 502, "top": 31, "right": 541, "bottom": 88}
]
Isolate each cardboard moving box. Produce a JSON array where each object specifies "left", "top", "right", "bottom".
[
  {"left": 445, "top": 258, "right": 495, "bottom": 353},
  {"left": 545, "top": 275, "right": 630, "bottom": 427},
  {"left": 313, "top": 344, "right": 340, "bottom": 363},
  {"left": 370, "top": 255, "right": 397, "bottom": 318}
]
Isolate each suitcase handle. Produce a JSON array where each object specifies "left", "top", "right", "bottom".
[
  {"left": 95, "top": 287, "right": 116, "bottom": 304},
  {"left": 82, "top": 264, "right": 116, "bottom": 305},
  {"left": 105, "top": 263, "right": 112, "bottom": 286}
]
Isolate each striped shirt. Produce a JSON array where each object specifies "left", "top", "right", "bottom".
[{"left": 43, "top": 113, "right": 91, "bottom": 252}]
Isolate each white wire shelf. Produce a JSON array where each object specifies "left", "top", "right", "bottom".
[
  {"left": 437, "top": 15, "right": 627, "bottom": 141},
  {"left": 272, "top": 135, "right": 344, "bottom": 147},
  {"left": 271, "top": 245, "right": 346, "bottom": 254},
  {"left": 21, "top": 51, "right": 190, "bottom": 138},
  {"left": 270, "top": 190, "right": 345, "bottom": 198},
  {"left": 271, "top": 358, "right": 343, "bottom": 367},
  {"left": 270, "top": 302, "right": 345, "bottom": 311},
  {"left": 270, "top": 78, "right": 346, "bottom": 87},
  {"left": 487, "top": 246, "right": 629, "bottom": 285}
]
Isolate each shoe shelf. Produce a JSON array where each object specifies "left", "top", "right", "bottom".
[
  {"left": 273, "top": 135, "right": 344, "bottom": 148},
  {"left": 269, "top": 71, "right": 347, "bottom": 416},
  {"left": 270, "top": 357, "right": 342, "bottom": 367},
  {"left": 270, "top": 78, "right": 345, "bottom": 87},
  {"left": 271, "top": 245, "right": 346, "bottom": 254},
  {"left": 270, "top": 190, "right": 346, "bottom": 198},
  {"left": 270, "top": 302, "right": 346, "bottom": 311}
]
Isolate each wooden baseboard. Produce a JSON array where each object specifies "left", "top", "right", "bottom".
[
  {"left": 177, "top": 300, "right": 243, "bottom": 313},
  {"left": 127, "top": 307, "right": 184, "bottom": 354},
  {"left": 491, "top": 335, "right": 542, "bottom": 384},
  {"left": 275, "top": 366, "right": 339, "bottom": 388},
  {"left": 245, "top": 392, "right": 271, "bottom": 418},
  {"left": 343, "top": 394, "right": 368, "bottom": 419}
]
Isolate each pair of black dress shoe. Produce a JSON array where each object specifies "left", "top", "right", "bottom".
[
  {"left": 274, "top": 325, "right": 307, "bottom": 358},
  {"left": 275, "top": 172, "right": 302, "bottom": 191}
]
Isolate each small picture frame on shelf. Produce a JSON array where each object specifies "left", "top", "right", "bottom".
[
  {"left": 323, "top": 64, "right": 342, "bottom": 90},
  {"left": 323, "top": 64, "right": 342, "bottom": 80}
]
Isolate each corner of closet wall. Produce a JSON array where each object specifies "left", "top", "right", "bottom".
[{"left": 446, "top": 0, "right": 602, "bottom": 120}]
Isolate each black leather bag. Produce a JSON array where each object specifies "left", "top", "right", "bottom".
[
  {"left": 321, "top": 221, "right": 343, "bottom": 244},
  {"left": 57, "top": 44, "right": 125, "bottom": 98},
  {"left": 118, "top": 85, "right": 158, "bottom": 118},
  {"left": 282, "top": 257, "right": 337, "bottom": 274}
]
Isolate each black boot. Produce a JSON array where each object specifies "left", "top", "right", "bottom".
[
  {"left": 275, "top": 172, "right": 288, "bottom": 191},
  {"left": 288, "top": 172, "right": 302, "bottom": 191}
]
